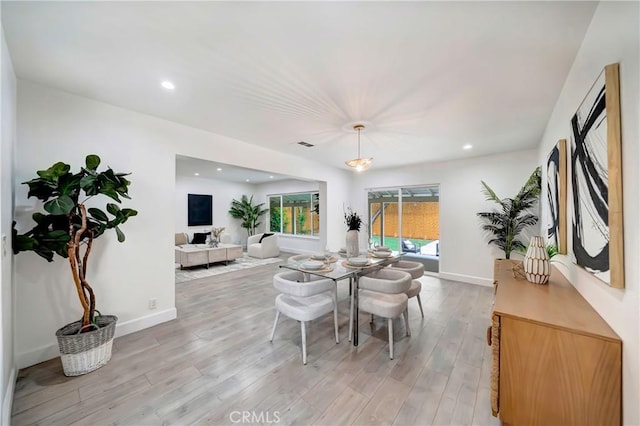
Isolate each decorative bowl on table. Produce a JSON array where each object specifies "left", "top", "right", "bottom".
[
  {"left": 310, "top": 253, "right": 328, "bottom": 261},
  {"left": 302, "top": 260, "right": 324, "bottom": 270},
  {"left": 347, "top": 257, "right": 369, "bottom": 267},
  {"left": 372, "top": 250, "right": 392, "bottom": 258}
]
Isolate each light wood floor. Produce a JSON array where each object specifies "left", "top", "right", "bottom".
[{"left": 12, "top": 253, "right": 500, "bottom": 426}]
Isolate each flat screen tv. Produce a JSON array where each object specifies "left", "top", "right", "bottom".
[{"left": 188, "top": 194, "right": 212, "bottom": 226}]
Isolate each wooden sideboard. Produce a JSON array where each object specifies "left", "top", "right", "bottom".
[{"left": 490, "top": 260, "right": 621, "bottom": 425}]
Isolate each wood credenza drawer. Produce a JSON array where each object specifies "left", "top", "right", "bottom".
[{"left": 491, "top": 260, "right": 621, "bottom": 425}]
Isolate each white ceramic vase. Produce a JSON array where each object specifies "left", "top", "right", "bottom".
[
  {"left": 346, "top": 230, "right": 359, "bottom": 258},
  {"left": 523, "top": 236, "right": 550, "bottom": 284}
]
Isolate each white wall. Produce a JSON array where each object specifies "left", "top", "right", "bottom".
[
  {"left": 175, "top": 175, "right": 324, "bottom": 250},
  {"left": 171, "top": 136, "right": 352, "bottom": 255},
  {"left": 14, "top": 80, "right": 352, "bottom": 368},
  {"left": 15, "top": 81, "right": 178, "bottom": 368},
  {"left": 254, "top": 179, "right": 323, "bottom": 254},
  {"left": 351, "top": 149, "right": 539, "bottom": 286},
  {"left": 537, "top": 2, "right": 639, "bottom": 423},
  {"left": 175, "top": 175, "right": 253, "bottom": 245},
  {"left": 0, "top": 24, "right": 16, "bottom": 426}
]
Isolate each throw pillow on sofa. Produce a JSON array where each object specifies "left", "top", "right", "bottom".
[
  {"left": 259, "top": 233, "right": 274, "bottom": 243},
  {"left": 191, "top": 232, "right": 210, "bottom": 244}
]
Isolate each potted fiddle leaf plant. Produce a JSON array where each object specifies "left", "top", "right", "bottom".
[{"left": 13, "top": 154, "right": 137, "bottom": 376}]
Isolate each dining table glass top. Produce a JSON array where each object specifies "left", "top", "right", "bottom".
[{"left": 279, "top": 250, "right": 403, "bottom": 280}]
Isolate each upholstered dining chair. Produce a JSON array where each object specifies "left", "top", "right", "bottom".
[
  {"left": 349, "top": 269, "right": 411, "bottom": 359},
  {"left": 388, "top": 260, "right": 425, "bottom": 318},
  {"left": 270, "top": 271, "right": 339, "bottom": 365}
]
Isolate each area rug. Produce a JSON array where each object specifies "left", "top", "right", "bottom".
[{"left": 175, "top": 254, "right": 284, "bottom": 283}]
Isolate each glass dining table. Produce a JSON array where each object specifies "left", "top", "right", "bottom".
[{"left": 279, "top": 251, "right": 403, "bottom": 346}]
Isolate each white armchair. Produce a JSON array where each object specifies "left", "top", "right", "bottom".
[{"left": 247, "top": 233, "right": 280, "bottom": 258}]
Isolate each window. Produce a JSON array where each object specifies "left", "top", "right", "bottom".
[
  {"left": 368, "top": 185, "right": 439, "bottom": 259},
  {"left": 269, "top": 192, "right": 320, "bottom": 237}
]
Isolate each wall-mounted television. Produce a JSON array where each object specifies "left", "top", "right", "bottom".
[{"left": 188, "top": 194, "right": 212, "bottom": 226}]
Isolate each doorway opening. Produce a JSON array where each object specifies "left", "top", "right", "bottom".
[{"left": 368, "top": 185, "right": 439, "bottom": 273}]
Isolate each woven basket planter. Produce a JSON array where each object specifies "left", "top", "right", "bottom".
[{"left": 55, "top": 315, "right": 117, "bottom": 376}]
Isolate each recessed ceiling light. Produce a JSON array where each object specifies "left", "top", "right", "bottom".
[
  {"left": 463, "top": 144, "right": 473, "bottom": 150},
  {"left": 245, "top": 179, "right": 250, "bottom": 182},
  {"left": 161, "top": 81, "right": 175, "bottom": 91},
  {"left": 269, "top": 176, "right": 274, "bottom": 179},
  {"left": 216, "top": 168, "right": 222, "bottom": 171},
  {"left": 194, "top": 172, "right": 199, "bottom": 176}
]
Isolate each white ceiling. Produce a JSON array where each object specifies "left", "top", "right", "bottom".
[
  {"left": 176, "top": 155, "right": 295, "bottom": 184},
  {"left": 2, "top": 1, "right": 597, "bottom": 172}
]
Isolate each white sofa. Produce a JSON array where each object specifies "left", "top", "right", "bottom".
[{"left": 247, "top": 233, "right": 280, "bottom": 258}]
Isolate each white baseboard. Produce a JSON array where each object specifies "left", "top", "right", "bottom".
[
  {"left": 2, "top": 367, "right": 16, "bottom": 426},
  {"left": 439, "top": 271, "right": 493, "bottom": 287},
  {"left": 16, "top": 344, "right": 60, "bottom": 370},
  {"left": 16, "top": 308, "right": 177, "bottom": 370},
  {"left": 114, "top": 308, "right": 177, "bottom": 338}
]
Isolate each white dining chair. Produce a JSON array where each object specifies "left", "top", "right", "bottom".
[
  {"left": 388, "top": 260, "right": 425, "bottom": 317},
  {"left": 270, "top": 271, "right": 339, "bottom": 365},
  {"left": 349, "top": 269, "right": 411, "bottom": 359}
]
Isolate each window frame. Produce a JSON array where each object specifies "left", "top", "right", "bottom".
[{"left": 268, "top": 191, "right": 320, "bottom": 238}]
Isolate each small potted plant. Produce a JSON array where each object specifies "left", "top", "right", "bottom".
[
  {"left": 210, "top": 226, "right": 225, "bottom": 247},
  {"left": 13, "top": 154, "right": 137, "bottom": 376}
]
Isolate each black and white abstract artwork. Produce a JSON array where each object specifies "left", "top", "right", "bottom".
[
  {"left": 570, "top": 70, "right": 609, "bottom": 284},
  {"left": 547, "top": 144, "right": 561, "bottom": 249}
]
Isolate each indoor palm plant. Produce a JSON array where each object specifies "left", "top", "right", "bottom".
[
  {"left": 228, "top": 194, "right": 268, "bottom": 236},
  {"left": 13, "top": 154, "right": 137, "bottom": 375},
  {"left": 477, "top": 167, "right": 541, "bottom": 259}
]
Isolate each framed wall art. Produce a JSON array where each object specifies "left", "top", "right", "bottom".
[
  {"left": 188, "top": 193, "right": 213, "bottom": 227},
  {"left": 547, "top": 139, "right": 567, "bottom": 254},
  {"left": 570, "top": 63, "right": 623, "bottom": 288}
]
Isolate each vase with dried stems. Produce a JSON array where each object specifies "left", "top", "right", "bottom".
[{"left": 344, "top": 207, "right": 362, "bottom": 258}]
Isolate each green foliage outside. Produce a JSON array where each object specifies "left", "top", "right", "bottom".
[
  {"left": 370, "top": 236, "right": 435, "bottom": 253},
  {"left": 296, "top": 207, "right": 308, "bottom": 235},
  {"left": 270, "top": 207, "right": 282, "bottom": 232}
]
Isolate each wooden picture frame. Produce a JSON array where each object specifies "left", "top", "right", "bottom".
[
  {"left": 570, "top": 63, "right": 623, "bottom": 288},
  {"left": 546, "top": 139, "right": 567, "bottom": 254}
]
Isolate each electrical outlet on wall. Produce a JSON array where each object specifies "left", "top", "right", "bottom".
[{"left": 148, "top": 298, "right": 157, "bottom": 310}]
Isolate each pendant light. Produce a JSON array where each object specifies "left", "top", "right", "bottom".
[{"left": 345, "top": 124, "right": 373, "bottom": 172}]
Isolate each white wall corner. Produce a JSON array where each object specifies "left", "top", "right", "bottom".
[
  {"left": 15, "top": 343, "right": 59, "bottom": 371},
  {"left": 439, "top": 271, "right": 493, "bottom": 287},
  {"left": 1, "top": 367, "right": 16, "bottom": 426}
]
